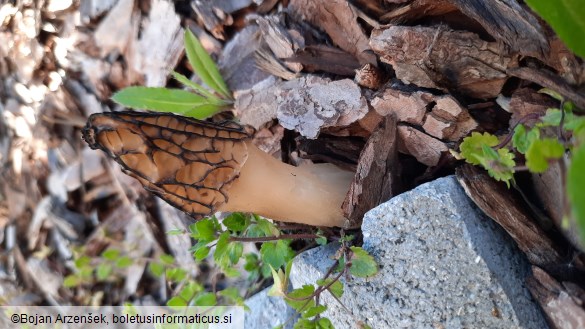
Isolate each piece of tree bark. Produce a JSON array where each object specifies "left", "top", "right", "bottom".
[
  {"left": 397, "top": 125, "right": 448, "bottom": 166},
  {"left": 370, "top": 87, "right": 433, "bottom": 125},
  {"left": 342, "top": 115, "right": 400, "bottom": 227},
  {"left": 297, "top": 135, "right": 364, "bottom": 171},
  {"left": 448, "top": 0, "right": 549, "bottom": 60},
  {"left": 370, "top": 25, "right": 515, "bottom": 98},
  {"left": 190, "top": 0, "right": 234, "bottom": 40},
  {"left": 456, "top": 164, "right": 563, "bottom": 270},
  {"left": 285, "top": 45, "right": 360, "bottom": 76},
  {"left": 288, "top": 0, "right": 377, "bottom": 66},
  {"left": 527, "top": 266, "right": 585, "bottom": 329},
  {"left": 509, "top": 88, "right": 557, "bottom": 127},
  {"left": 507, "top": 67, "right": 585, "bottom": 110}
]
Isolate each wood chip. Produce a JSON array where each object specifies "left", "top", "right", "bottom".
[
  {"left": 456, "top": 164, "right": 563, "bottom": 269},
  {"left": 370, "top": 88, "right": 433, "bottom": 125},
  {"left": 370, "top": 25, "right": 515, "bottom": 98},
  {"left": 285, "top": 45, "right": 360, "bottom": 76},
  {"left": 527, "top": 266, "right": 585, "bottom": 329},
  {"left": 397, "top": 125, "right": 448, "bottom": 166},
  {"left": 342, "top": 115, "right": 400, "bottom": 228},
  {"left": 509, "top": 88, "right": 556, "bottom": 127},
  {"left": 289, "top": 0, "right": 377, "bottom": 66}
]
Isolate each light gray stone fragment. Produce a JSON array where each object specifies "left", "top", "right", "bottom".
[
  {"left": 290, "top": 176, "right": 548, "bottom": 329},
  {"left": 244, "top": 287, "right": 298, "bottom": 329}
]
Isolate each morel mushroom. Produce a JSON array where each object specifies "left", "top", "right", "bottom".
[{"left": 82, "top": 112, "right": 353, "bottom": 227}]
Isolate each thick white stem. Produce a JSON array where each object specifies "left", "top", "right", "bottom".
[{"left": 219, "top": 141, "right": 353, "bottom": 227}]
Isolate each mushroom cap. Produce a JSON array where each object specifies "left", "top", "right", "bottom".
[{"left": 82, "top": 111, "right": 252, "bottom": 219}]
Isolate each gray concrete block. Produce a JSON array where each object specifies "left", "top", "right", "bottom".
[
  {"left": 244, "top": 287, "right": 298, "bottom": 329},
  {"left": 290, "top": 176, "right": 548, "bottom": 329}
]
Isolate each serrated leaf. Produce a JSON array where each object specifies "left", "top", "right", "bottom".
[
  {"left": 315, "top": 236, "right": 328, "bottom": 246},
  {"left": 459, "top": 132, "right": 500, "bottom": 165},
  {"left": 184, "top": 29, "right": 231, "bottom": 99},
  {"left": 101, "top": 248, "right": 120, "bottom": 261},
  {"left": 194, "top": 246, "right": 210, "bottom": 261},
  {"left": 223, "top": 267, "right": 242, "bottom": 278},
  {"left": 286, "top": 285, "right": 315, "bottom": 311},
  {"left": 524, "top": 0, "right": 585, "bottom": 58},
  {"left": 526, "top": 138, "right": 565, "bottom": 173},
  {"left": 539, "top": 108, "right": 585, "bottom": 131},
  {"left": 512, "top": 125, "right": 540, "bottom": 154},
  {"left": 219, "top": 287, "right": 243, "bottom": 305},
  {"left": 223, "top": 212, "right": 250, "bottom": 233},
  {"left": 112, "top": 87, "right": 212, "bottom": 117},
  {"left": 190, "top": 218, "right": 217, "bottom": 241},
  {"left": 214, "top": 232, "right": 242, "bottom": 269},
  {"left": 302, "top": 305, "right": 327, "bottom": 319},
  {"left": 475, "top": 146, "right": 516, "bottom": 186},
  {"left": 166, "top": 268, "right": 187, "bottom": 282},
  {"left": 260, "top": 240, "right": 294, "bottom": 277},
  {"left": 349, "top": 247, "right": 378, "bottom": 278},
  {"left": 568, "top": 143, "right": 585, "bottom": 245},
  {"left": 194, "top": 292, "right": 217, "bottom": 306},
  {"left": 96, "top": 263, "right": 113, "bottom": 281}
]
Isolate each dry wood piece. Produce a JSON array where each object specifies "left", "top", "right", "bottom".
[
  {"left": 527, "top": 266, "right": 585, "bottom": 329},
  {"left": 371, "top": 86, "right": 477, "bottom": 142},
  {"left": 397, "top": 125, "right": 448, "bottom": 167},
  {"left": 355, "top": 63, "right": 385, "bottom": 89},
  {"left": 289, "top": 0, "right": 377, "bottom": 66},
  {"left": 456, "top": 164, "right": 563, "bottom": 269},
  {"left": 342, "top": 115, "right": 400, "bottom": 228},
  {"left": 370, "top": 25, "right": 515, "bottom": 98},
  {"left": 448, "top": 0, "right": 548, "bottom": 60},
  {"left": 508, "top": 67, "right": 585, "bottom": 110},
  {"left": 190, "top": 0, "right": 241, "bottom": 40},
  {"left": 428, "top": 95, "right": 478, "bottom": 141},
  {"left": 370, "top": 88, "right": 433, "bottom": 125},
  {"left": 509, "top": 88, "right": 557, "bottom": 127},
  {"left": 253, "top": 15, "right": 303, "bottom": 73},
  {"left": 285, "top": 45, "right": 361, "bottom": 76}
]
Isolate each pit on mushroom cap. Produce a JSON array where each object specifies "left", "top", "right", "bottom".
[{"left": 83, "top": 111, "right": 353, "bottom": 227}]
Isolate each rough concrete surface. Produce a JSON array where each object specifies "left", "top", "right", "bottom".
[
  {"left": 244, "top": 287, "right": 299, "bottom": 329},
  {"left": 289, "top": 176, "right": 547, "bottom": 329}
]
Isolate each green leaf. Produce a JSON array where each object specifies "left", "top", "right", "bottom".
[
  {"left": 459, "top": 132, "right": 500, "bottom": 165},
  {"left": 194, "top": 292, "right": 217, "bottom": 306},
  {"left": 166, "top": 268, "right": 187, "bottom": 282},
  {"left": 184, "top": 29, "right": 231, "bottom": 99},
  {"left": 315, "top": 236, "right": 328, "bottom": 246},
  {"left": 349, "top": 247, "right": 378, "bottom": 278},
  {"left": 112, "top": 87, "right": 212, "bottom": 117},
  {"left": 63, "top": 275, "right": 81, "bottom": 287},
  {"left": 96, "top": 263, "right": 113, "bottom": 281},
  {"left": 512, "top": 124, "right": 540, "bottom": 154},
  {"left": 316, "top": 317, "right": 333, "bottom": 329},
  {"left": 568, "top": 143, "right": 585, "bottom": 244},
  {"left": 219, "top": 287, "right": 244, "bottom": 305},
  {"left": 171, "top": 71, "right": 220, "bottom": 101},
  {"left": 286, "top": 285, "right": 315, "bottom": 311},
  {"left": 193, "top": 246, "right": 210, "bottom": 261},
  {"left": 268, "top": 266, "right": 287, "bottom": 297},
  {"left": 115, "top": 256, "right": 133, "bottom": 268},
  {"left": 190, "top": 218, "right": 218, "bottom": 241},
  {"left": 74, "top": 255, "right": 92, "bottom": 269},
  {"left": 167, "top": 296, "right": 188, "bottom": 307},
  {"left": 223, "top": 212, "right": 250, "bottom": 233},
  {"left": 302, "top": 305, "right": 327, "bottom": 319},
  {"left": 524, "top": 0, "right": 585, "bottom": 58},
  {"left": 160, "top": 254, "right": 175, "bottom": 265},
  {"left": 475, "top": 146, "right": 516, "bottom": 186},
  {"left": 214, "top": 232, "right": 243, "bottom": 269},
  {"left": 101, "top": 248, "right": 120, "bottom": 261},
  {"left": 260, "top": 240, "right": 294, "bottom": 277},
  {"left": 179, "top": 281, "right": 202, "bottom": 301},
  {"left": 248, "top": 217, "right": 280, "bottom": 237},
  {"left": 148, "top": 262, "right": 165, "bottom": 277},
  {"left": 526, "top": 138, "right": 565, "bottom": 173},
  {"left": 316, "top": 278, "right": 343, "bottom": 298},
  {"left": 223, "top": 266, "right": 242, "bottom": 278}
]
